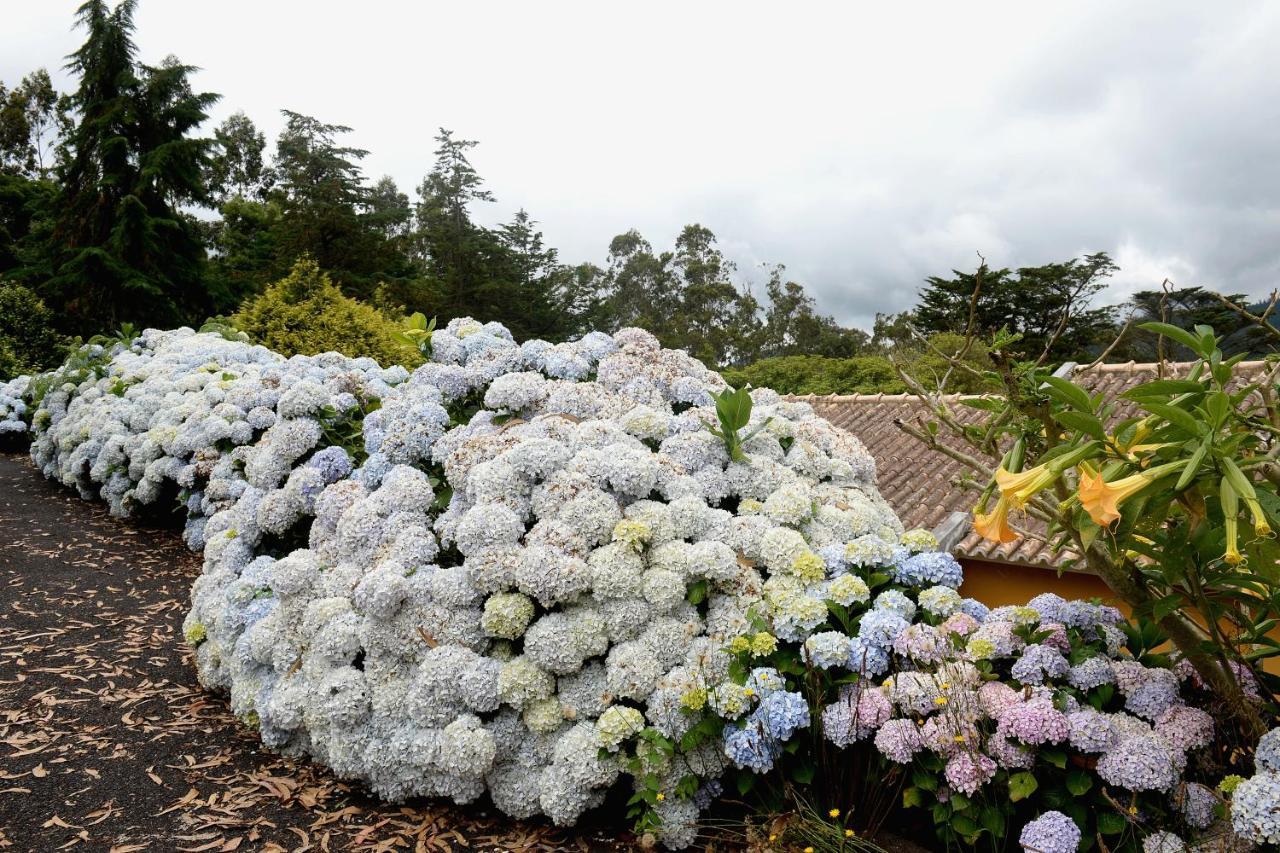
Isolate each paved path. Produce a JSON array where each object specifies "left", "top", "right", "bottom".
[{"left": 0, "top": 451, "right": 616, "bottom": 852}]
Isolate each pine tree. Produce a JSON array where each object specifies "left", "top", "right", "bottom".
[{"left": 40, "top": 0, "right": 219, "bottom": 335}]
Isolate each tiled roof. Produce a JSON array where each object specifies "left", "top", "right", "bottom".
[{"left": 793, "top": 359, "right": 1277, "bottom": 570}]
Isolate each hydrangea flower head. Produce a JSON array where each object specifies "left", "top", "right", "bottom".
[{"left": 1019, "top": 811, "right": 1081, "bottom": 853}]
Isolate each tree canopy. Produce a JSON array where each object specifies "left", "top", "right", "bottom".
[{"left": 1, "top": 0, "right": 1276, "bottom": 389}]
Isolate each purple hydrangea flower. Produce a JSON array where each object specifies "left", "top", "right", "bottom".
[
  {"left": 874, "top": 718, "right": 925, "bottom": 764},
  {"left": 894, "top": 623, "right": 950, "bottom": 664},
  {"left": 945, "top": 751, "right": 997, "bottom": 795},
  {"left": 821, "top": 686, "right": 891, "bottom": 747},
  {"left": 1011, "top": 644, "right": 1070, "bottom": 685},
  {"left": 1154, "top": 706, "right": 1213, "bottom": 752},
  {"left": 1066, "top": 708, "right": 1116, "bottom": 753},
  {"left": 1178, "top": 782, "right": 1215, "bottom": 830},
  {"left": 1096, "top": 733, "right": 1180, "bottom": 792},
  {"left": 1124, "top": 669, "right": 1181, "bottom": 721},
  {"left": 1142, "top": 831, "right": 1186, "bottom": 853},
  {"left": 1068, "top": 656, "right": 1115, "bottom": 691},
  {"left": 997, "top": 698, "right": 1069, "bottom": 746},
  {"left": 1019, "top": 810, "right": 1081, "bottom": 853}
]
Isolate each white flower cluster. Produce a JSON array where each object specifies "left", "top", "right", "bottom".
[
  {"left": 0, "top": 375, "right": 30, "bottom": 434},
  {"left": 24, "top": 328, "right": 405, "bottom": 549},
  {"left": 19, "top": 318, "right": 899, "bottom": 848}
]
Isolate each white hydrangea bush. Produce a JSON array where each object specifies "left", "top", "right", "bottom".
[
  {"left": 0, "top": 374, "right": 30, "bottom": 435},
  {"left": 19, "top": 318, "right": 903, "bottom": 848},
  {"left": 24, "top": 328, "right": 406, "bottom": 550}
]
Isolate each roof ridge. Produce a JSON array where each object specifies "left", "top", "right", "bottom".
[
  {"left": 791, "top": 392, "right": 996, "bottom": 403},
  {"left": 1076, "top": 358, "right": 1271, "bottom": 374}
]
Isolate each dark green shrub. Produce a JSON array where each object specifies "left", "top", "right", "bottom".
[
  {"left": 722, "top": 354, "right": 906, "bottom": 396},
  {"left": 0, "top": 282, "right": 67, "bottom": 377}
]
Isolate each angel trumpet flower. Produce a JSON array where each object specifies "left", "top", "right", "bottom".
[
  {"left": 1077, "top": 460, "right": 1188, "bottom": 528},
  {"left": 1246, "top": 496, "right": 1274, "bottom": 538},
  {"left": 973, "top": 494, "right": 1019, "bottom": 544},
  {"left": 994, "top": 464, "right": 1059, "bottom": 510},
  {"left": 995, "top": 443, "right": 1100, "bottom": 509}
]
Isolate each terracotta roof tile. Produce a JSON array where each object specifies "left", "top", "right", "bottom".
[{"left": 792, "top": 359, "right": 1277, "bottom": 570}]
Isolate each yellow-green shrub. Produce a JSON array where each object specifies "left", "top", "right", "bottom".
[{"left": 231, "top": 258, "right": 421, "bottom": 366}]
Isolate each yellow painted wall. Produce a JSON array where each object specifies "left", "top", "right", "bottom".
[{"left": 960, "top": 559, "right": 1126, "bottom": 612}]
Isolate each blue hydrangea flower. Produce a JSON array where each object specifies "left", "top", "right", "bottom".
[
  {"left": 1233, "top": 771, "right": 1280, "bottom": 844},
  {"left": 858, "top": 609, "right": 910, "bottom": 651},
  {"left": 1019, "top": 811, "right": 1081, "bottom": 853},
  {"left": 894, "top": 550, "right": 964, "bottom": 589},
  {"left": 872, "top": 590, "right": 916, "bottom": 620},
  {"left": 958, "top": 597, "right": 990, "bottom": 622},
  {"left": 1068, "top": 656, "right": 1115, "bottom": 691},
  {"left": 722, "top": 723, "right": 780, "bottom": 773},
  {"left": 847, "top": 636, "right": 891, "bottom": 677},
  {"left": 750, "top": 690, "right": 810, "bottom": 741},
  {"left": 1011, "top": 643, "right": 1071, "bottom": 685},
  {"left": 1025, "top": 593, "right": 1069, "bottom": 623},
  {"left": 1097, "top": 733, "right": 1180, "bottom": 792},
  {"left": 1256, "top": 727, "right": 1280, "bottom": 772},
  {"left": 745, "top": 667, "right": 786, "bottom": 698},
  {"left": 306, "top": 445, "right": 354, "bottom": 483}
]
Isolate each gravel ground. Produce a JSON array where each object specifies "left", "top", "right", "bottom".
[{"left": 0, "top": 451, "right": 628, "bottom": 852}]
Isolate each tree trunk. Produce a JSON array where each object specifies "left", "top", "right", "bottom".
[{"left": 1083, "top": 547, "right": 1266, "bottom": 740}]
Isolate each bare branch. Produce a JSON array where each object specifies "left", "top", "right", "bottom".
[
  {"left": 1212, "top": 288, "right": 1280, "bottom": 346},
  {"left": 1081, "top": 309, "right": 1136, "bottom": 372}
]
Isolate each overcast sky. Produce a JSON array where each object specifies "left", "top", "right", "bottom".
[{"left": 6, "top": 1, "right": 1280, "bottom": 329}]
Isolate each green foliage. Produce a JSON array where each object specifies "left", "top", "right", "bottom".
[
  {"left": 723, "top": 354, "right": 905, "bottom": 396},
  {"left": 724, "top": 335, "right": 995, "bottom": 396},
  {"left": 230, "top": 258, "right": 420, "bottom": 366},
  {"left": 949, "top": 321, "right": 1280, "bottom": 735},
  {"left": 411, "top": 131, "right": 580, "bottom": 341},
  {"left": 390, "top": 312, "right": 436, "bottom": 360},
  {"left": 0, "top": 282, "right": 66, "bottom": 377},
  {"left": 913, "top": 253, "right": 1119, "bottom": 362},
  {"left": 35, "top": 0, "right": 221, "bottom": 336},
  {"left": 706, "top": 387, "right": 769, "bottom": 462},
  {"left": 1117, "top": 286, "right": 1275, "bottom": 360}
]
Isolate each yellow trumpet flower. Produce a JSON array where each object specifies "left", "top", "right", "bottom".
[
  {"left": 1114, "top": 420, "right": 1152, "bottom": 453},
  {"left": 994, "top": 463, "right": 1059, "bottom": 509},
  {"left": 1246, "top": 496, "right": 1274, "bottom": 538},
  {"left": 1078, "top": 461, "right": 1186, "bottom": 528},
  {"left": 1223, "top": 487, "right": 1244, "bottom": 566},
  {"left": 973, "top": 494, "right": 1019, "bottom": 543}
]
